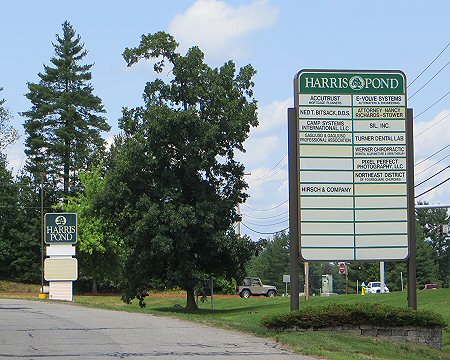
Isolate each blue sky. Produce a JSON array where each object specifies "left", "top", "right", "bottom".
[{"left": 2, "top": 0, "right": 449, "bottom": 240}]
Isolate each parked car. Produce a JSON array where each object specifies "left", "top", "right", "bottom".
[
  {"left": 365, "top": 281, "right": 389, "bottom": 294},
  {"left": 423, "top": 283, "right": 439, "bottom": 290},
  {"left": 236, "top": 277, "right": 277, "bottom": 298}
]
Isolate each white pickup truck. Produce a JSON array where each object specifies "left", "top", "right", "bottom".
[
  {"left": 366, "top": 281, "right": 389, "bottom": 294},
  {"left": 236, "top": 277, "right": 277, "bottom": 298}
]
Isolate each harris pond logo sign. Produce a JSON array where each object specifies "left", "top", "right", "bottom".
[
  {"left": 299, "top": 71, "right": 405, "bottom": 94},
  {"left": 44, "top": 213, "right": 77, "bottom": 244}
]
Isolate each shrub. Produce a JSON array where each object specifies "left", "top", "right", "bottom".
[{"left": 261, "top": 303, "right": 447, "bottom": 330}]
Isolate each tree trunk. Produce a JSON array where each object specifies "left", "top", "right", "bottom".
[
  {"left": 186, "top": 288, "right": 198, "bottom": 310},
  {"left": 64, "top": 164, "right": 69, "bottom": 194},
  {"left": 92, "top": 278, "right": 98, "bottom": 294}
]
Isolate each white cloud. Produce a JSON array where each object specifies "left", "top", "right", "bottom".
[
  {"left": 239, "top": 134, "right": 281, "bottom": 166},
  {"left": 5, "top": 140, "right": 26, "bottom": 175},
  {"left": 255, "top": 98, "right": 292, "bottom": 133},
  {"left": 238, "top": 97, "right": 290, "bottom": 167},
  {"left": 105, "top": 134, "right": 115, "bottom": 150},
  {"left": 169, "top": 0, "right": 279, "bottom": 61},
  {"left": 414, "top": 109, "right": 450, "bottom": 161},
  {"left": 413, "top": 109, "right": 450, "bottom": 205},
  {"left": 236, "top": 97, "right": 289, "bottom": 232}
]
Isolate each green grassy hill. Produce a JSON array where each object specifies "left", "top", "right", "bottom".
[{"left": 0, "top": 281, "right": 40, "bottom": 293}]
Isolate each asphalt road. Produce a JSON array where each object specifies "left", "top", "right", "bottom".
[{"left": 0, "top": 299, "right": 315, "bottom": 360}]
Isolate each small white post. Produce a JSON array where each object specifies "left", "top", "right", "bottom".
[{"left": 380, "top": 262, "right": 385, "bottom": 293}]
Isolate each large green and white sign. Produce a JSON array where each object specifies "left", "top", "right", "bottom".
[
  {"left": 293, "top": 70, "right": 411, "bottom": 261},
  {"left": 44, "top": 213, "right": 77, "bottom": 244}
]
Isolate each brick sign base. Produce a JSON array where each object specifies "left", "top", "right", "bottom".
[{"left": 268, "top": 324, "right": 442, "bottom": 350}]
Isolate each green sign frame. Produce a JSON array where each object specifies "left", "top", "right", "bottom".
[
  {"left": 44, "top": 213, "right": 78, "bottom": 244},
  {"left": 290, "top": 69, "right": 412, "bottom": 262}
]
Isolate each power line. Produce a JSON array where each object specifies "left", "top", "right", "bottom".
[
  {"left": 248, "top": 154, "right": 287, "bottom": 183},
  {"left": 414, "top": 90, "right": 450, "bottom": 120},
  {"left": 255, "top": 177, "right": 288, "bottom": 183},
  {"left": 414, "top": 113, "right": 450, "bottom": 139},
  {"left": 241, "top": 221, "right": 288, "bottom": 235},
  {"left": 408, "top": 60, "right": 450, "bottom": 100},
  {"left": 415, "top": 176, "right": 450, "bottom": 199},
  {"left": 241, "top": 209, "right": 289, "bottom": 220},
  {"left": 252, "top": 163, "right": 287, "bottom": 182},
  {"left": 243, "top": 218, "right": 289, "bottom": 227},
  {"left": 408, "top": 42, "right": 450, "bottom": 88},
  {"left": 242, "top": 199, "right": 288, "bottom": 212},
  {"left": 415, "top": 165, "right": 450, "bottom": 187},
  {"left": 415, "top": 153, "right": 450, "bottom": 176},
  {"left": 414, "top": 142, "right": 450, "bottom": 166}
]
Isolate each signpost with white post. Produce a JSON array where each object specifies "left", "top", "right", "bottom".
[{"left": 44, "top": 213, "right": 78, "bottom": 301}]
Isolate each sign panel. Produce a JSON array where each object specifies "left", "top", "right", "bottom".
[
  {"left": 49, "top": 281, "right": 73, "bottom": 301},
  {"left": 44, "top": 213, "right": 77, "bottom": 244},
  {"left": 46, "top": 245, "right": 76, "bottom": 256},
  {"left": 44, "top": 258, "right": 78, "bottom": 281},
  {"left": 294, "top": 70, "right": 410, "bottom": 261}
]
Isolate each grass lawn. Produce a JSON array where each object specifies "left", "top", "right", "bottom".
[
  {"left": 74, "top": 290, "right": 450, "bottom": 360},
  {"left": 1, "top": 283, "right": 449, "bottom": 360}
]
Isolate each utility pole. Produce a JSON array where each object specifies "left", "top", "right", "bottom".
[
  {"left": 40, "top": 173, "right": 44, "bottom": 293},
  {"left": 237, "top": 204, "right": 241, "bottom": 237},
  {"left": 236, "top": 173, "right": 251, "bottom": 238}
]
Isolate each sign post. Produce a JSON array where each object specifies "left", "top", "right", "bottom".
[
  {"left": 288, "top": 107, "right": 300, "bottom": 311},
  {"left": 283, "top": 274, "right": 290, "bottom": 296},
  {"left": 289, "top": 70, "right": 414, "bottom": 309},
  {"left": 44, "top": 213, "right": 78, "bottom": 301}
]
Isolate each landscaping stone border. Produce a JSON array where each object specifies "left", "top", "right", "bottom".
[{"left": 268, "top": 324, "right": 442, "bottom": 350}]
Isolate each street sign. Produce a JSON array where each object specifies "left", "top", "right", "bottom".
[
  {"left": 292, "top": 70, "right": 411, "bottom": 261},
  {"left": 339, "top": 262, "right": 346, "bottom": 274},
  {"left": 44, "top": 213, "right": 77, "bottom": 244},
  {"left": 283, "top": 274, "right": 291, "bottom": 283}
]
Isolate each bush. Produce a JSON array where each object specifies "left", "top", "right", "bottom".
[{"left": 261, "top": 303, "right": 447, "bottom": 330}]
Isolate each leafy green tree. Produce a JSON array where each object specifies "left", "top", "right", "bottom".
[
  {"left": 0, "top": 88, "right": 18, "bottom": 152},
  {"left": 99, "top": 32, "right": 258, "bottom": 309},
  {"left": 416, "top": 204, "right": 449, "bottom": 287},
  {"left": 246, "top": 232, "right": 293, "bottom": 292},
  {"left": 307, "top": 262, "right": 348, "bottom": 294},
  {"left": 383, "top": 221, "right": 439, "bottom": 292},
  {"left": 60, "top": 167, "right": 124, "bottom": 293},
  {"left": 22, "top": 21, "right": 110, "bottom": 196},
  {"left": 415, "top": 224, "right": 440, "bottom": 288},
  {"left": 7, "top": 173, "right": 42, "bottom": 283},
  {"left": 385, "top": 261, "right": 407, "bottom": 292},
  {"left": 347, "top": 262, "right": 379, "bottom": 290},
  {"left": 0, "top": 163, "right": 42, "bottom": 282},
  {"left": 0, "top": 154, "right": 17, "bottom": 278}
]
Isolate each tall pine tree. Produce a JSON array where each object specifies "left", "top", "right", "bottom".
[{"left": 23, "top": 21, "right": 110, "bottom": 196}]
